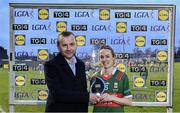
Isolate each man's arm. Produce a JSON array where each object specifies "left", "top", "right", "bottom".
[{"left": 44, "top": 62, "right": 89, "bottom": 104}]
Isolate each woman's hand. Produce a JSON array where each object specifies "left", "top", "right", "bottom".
[{"left": 99, "top": 93, "right": 114, "bottom": 102}]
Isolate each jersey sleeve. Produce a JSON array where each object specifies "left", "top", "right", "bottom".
[{"left": 123, "top": 74, "right": 132, "bottom": 98}]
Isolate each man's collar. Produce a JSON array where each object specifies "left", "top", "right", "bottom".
[{"left": 65, "top": 56, "right": 77, "bottom": 64}]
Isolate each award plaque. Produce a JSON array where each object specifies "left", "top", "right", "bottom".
[{"left": 90, "top": 77, "right": 105, "bottom": 96}]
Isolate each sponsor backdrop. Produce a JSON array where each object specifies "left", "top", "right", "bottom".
[{"left": 10, "top": 4, "right": 174, "bottom": 106}]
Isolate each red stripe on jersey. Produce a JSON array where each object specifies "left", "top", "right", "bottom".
[{"left": 116, "top": 71, "right": 124, "bottom": 80}]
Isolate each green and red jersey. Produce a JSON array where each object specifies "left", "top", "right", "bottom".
[{"left": 92, "top": 68, "right": 132, "bottom": 112}]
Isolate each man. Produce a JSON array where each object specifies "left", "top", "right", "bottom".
[{"left": 44, "top": 31, "right": 99, "bottom": 112}]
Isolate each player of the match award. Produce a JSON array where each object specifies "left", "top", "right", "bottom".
[{"left": 90, "top": 77, "right": 105, "bottom": 96}]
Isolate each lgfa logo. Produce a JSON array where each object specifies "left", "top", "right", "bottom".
[
  {"left": 56, "top": 21, "right": 67, "bottom": 32},
  {"left": 157, "top": 50, "right": 168, "bottom": 62},
  {"left": 38, "top": 90, "right": 48, "bottom": 100},
  {"left": 158, "top": 9, "right": 169, "bottom": 21},
  {"left": 38, "top": 8, "right": 49, "bottom": 20},
  {"left": 99, "top": 9, "right": 110, "bottom": 20},
  {"left": 15, "top": 35, "right": 25, "bottom": 46},
  {"left": 135, "top": 36, "right": 146, "bottom": 47},
  {"left": 116, "top": 22, "right": 127, "bottom": 33},
  {"left": 37, "top": 49, "right": 49, "bottom": 61},
  {"left": 15, "top": 75, "right": 26, "bottom": 87},
  {"left": 75, "top": 35, "right": 86, "bottom": 46}
]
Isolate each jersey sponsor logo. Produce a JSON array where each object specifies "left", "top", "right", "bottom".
[
  {"left": 116, "top": 22, "right": 127, "bottom": 33},
  {"left": 113, "top": 82, "right": 118, "bottom": 89},
  {"left": 156, "top": 50, "right": 168, "bottom": 62},
  {"left": 38, "top": 90, "right": 48, "bottom": 100},
  {"left": 158, "top": 9, "right": 169, "bottom": 21},
  {"left": 99, "top": 9, "right": 110, "bottom": 20},
  {"left": 135, "top": 36, "right": 146, "bottom": 47},
  {"left": 56, "top": 21, "right": 67, "bottom": 32},
  {"left": 15, "top": 34, "right": 25, "bottom": 46},
  {"left": 155, "top": 90, "right": 167, "bottom": 102},
  {"left": 133, "top": 76, "right": 146, "bottom": 88},
  {"left": 38, "top": 8, "right": 49, "bottom": 20},
  {"left": 75, "top": 35, "right": 86, "bottom": 46},
  {"left": 37, "top": 49, "right": 49, "bottom": 61},
  {"left": 15, "top": 75, "right": 26, "bottom": 87}
]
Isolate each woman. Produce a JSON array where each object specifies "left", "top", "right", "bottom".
[{"left": 91, "top": 45, "right": 132, "bottom": 112}]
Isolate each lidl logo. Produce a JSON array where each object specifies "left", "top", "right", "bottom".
[
  {"left": 158, "top": 9, "right": 169, "bottom": 21},
  {"left": 38, "top": 8, "right": 49, "bottom": 20},
  {"left": 157, "top": 51, "right": 168, "bottom": 62},
  {"left": 99, "top": 9, "right": 110, "bottom": 20},
  {"left": 37, "top": 49, "right": 49, "bottom": 61},
  {"left": 3, "top": 64, "right": 9, "bottom": 69},
  {"left": 38, "top": 90, "right": 48, "bottom": 100},
  {"left": 15, "top": 35, "right": 25, "bottom": 46},
  {"left": 56, "top": 21, "right": 67, "bottom": 32},
  {"left": 75, "top": 35, "right": 86, "bottom": 46},
  {"left": 135, "top": 36, "right": 146, "bottom": 47},
  {"left": 133, "top": 76, "right": 145, "bottom": 88},
  {"left": 155, "top": 90, "right": 166, "bottom": 102},
  {"left": 117, "top": 63, "right": 126, "bottom": 72},
  {"left": 15, "top": 75, "right": 26, "bottom": 87},
  {"left": 116, "top": 22, "right": 127, "bottom": 33}
]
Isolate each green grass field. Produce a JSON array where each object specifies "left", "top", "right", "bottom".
[{"left": 0, "top": 63, "right": 180, "bottom": 112}]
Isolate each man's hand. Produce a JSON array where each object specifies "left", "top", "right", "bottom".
[{"left": 89, "top": 93, "right": 100, "bottom": 104}]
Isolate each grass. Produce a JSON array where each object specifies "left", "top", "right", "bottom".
[{"left": 0, "top": 63, "right": 180, "bottom": 112}]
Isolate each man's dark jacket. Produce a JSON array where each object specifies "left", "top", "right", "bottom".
[{"left": 44, "top": 53, "right": 89, "bottom": 112}]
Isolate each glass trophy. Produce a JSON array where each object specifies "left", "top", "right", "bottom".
[{"left": 90, "top": 77, "right": 105, "bottom": 96}]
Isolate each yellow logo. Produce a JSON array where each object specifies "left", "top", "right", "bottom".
[
  {"left": 38, "top": 49, "right": 49, "bottom": 61},
  {"left": 117, "top": 63, "right": 126, "bottom": 72},
  {"left": 134, "top": 77, "right": 145, "bottom": 88},
  {"left": 157, "top": 51, "right": 168, "bottom": 62},
  {"left": 116, "top": 22, "right": 127, "bottom": 33},
  {"left": 15, "top": 76, "right": 25, "bottom": 86},
  {"left": 15, "top": 35, "right": 25, "bottom": 46},
  {"left": 156, "top": 91, "right": 166, "bottom": 102},
  {"left": 3, "top": 64, "right": 9, "bottom": 69},
  {"left": 99, "top": 9, "right": 110, "bottom": 20},
  {"left": 158, "top": 10, "right": 169, "bottom": 21},
  {"left": 56, "top": 21, "right": 67, "bottom": 32},
  {"left": 75, "top": 36, "right": 86, "bottom": 46},
  {"left": 38, "top": 8, "right": 49, "bottom": 20},
  {"left": 38, "top": 90, "right": 48, "bottom": 100},
  {"left": 135, "top": 36, "right": 146, "bottom": 47}
]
